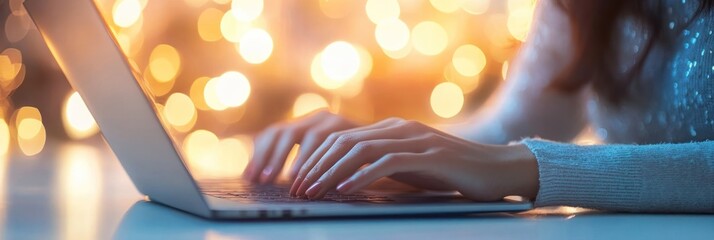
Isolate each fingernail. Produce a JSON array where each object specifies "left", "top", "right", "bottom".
[
  {"left": 305, "top": 182, "right": 322, "bottom": 198},
  {"left": 296, "top": 179, "right": 311, "bottom": 197},
  {"left": 337, "top": 180, "right": 351, "bottom": 193},
  {"left": 259, "top": 167, "right": 273, "bottom": 183},
  {"left": 289, "top": 176, "right": 303, "bottom": 196}
]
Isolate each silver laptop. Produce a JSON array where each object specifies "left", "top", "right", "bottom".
[{"left": 23, "top": 0, "right": 532, "bottom": 219}]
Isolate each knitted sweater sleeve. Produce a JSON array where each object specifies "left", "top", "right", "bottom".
[{"left": 521, "top": 139, "right": 714, "bottom": 213}]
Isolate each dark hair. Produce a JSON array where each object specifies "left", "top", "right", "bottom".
[{"left": 551, "top": 0, "right": 713, "bottom": 103}]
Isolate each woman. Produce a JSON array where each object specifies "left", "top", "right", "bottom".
[{"left": 244, "top": 0, "right": 714, "bottom": 212}]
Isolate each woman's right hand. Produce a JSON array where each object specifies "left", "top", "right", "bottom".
[{"left": 243, "top": 111, "right": 360, "bottom": 184}]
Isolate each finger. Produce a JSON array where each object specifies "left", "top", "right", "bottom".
[
  {"left": 290, "top": 118, "right": 402, "bottom": 196},
  {"left": 258, "top": 115, "right": 329, "bottom": 184},
  {"left": 247, "top": 115, "right": 323, "bottom": 183},
  {"left": 336, "top": 151, "right": 433, "bottom": 194},
  {"left": 259, "top": 128, "right": 300, "bottom": 184},
  {"left": 292, "top": 118, "right": 406, "bottom": 196},
  {"left": 243, "top": 126, "right": 280, "bottom": 181},
  {"left": 298, "top": 120, "right": 423, "bottom": 197},
  {"left": 288, "top": 119, "right": 348, "bottom": 180},
  {"left": 307, "top": 136, "right": 433, "bottom": 199}
]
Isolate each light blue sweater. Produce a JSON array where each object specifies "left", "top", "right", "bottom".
[{"left": 523, "top": 140, "right": 714, "bottom": 213}]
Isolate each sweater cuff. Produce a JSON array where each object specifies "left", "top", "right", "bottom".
[{"left": 520, "top": 139, "right": 643, "bottom": 211}]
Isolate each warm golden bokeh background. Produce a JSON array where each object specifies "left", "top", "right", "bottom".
[{"left": 0, "top": 0, "right": 537, "bottom": 179}]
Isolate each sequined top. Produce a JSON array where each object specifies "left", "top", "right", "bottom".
[{"left": 589, "top": 0, "right": 714, "bottom": 143}]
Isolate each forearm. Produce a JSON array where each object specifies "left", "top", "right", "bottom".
[{"left": 522, "top": 139, "right": 714, "bottom": 213}]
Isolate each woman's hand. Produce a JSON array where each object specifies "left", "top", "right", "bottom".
[
  {"left": 243, "top": 111, "right": 360, "bottom": 183},
  {"left": 290, "top": 118, "right": 540, "bottom": 201}
]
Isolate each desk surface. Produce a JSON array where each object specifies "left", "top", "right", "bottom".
[{"left": 1, "top": 141, "right": 712, "bottom": 240}]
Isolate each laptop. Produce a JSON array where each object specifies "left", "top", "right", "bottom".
[{"left": 23, "top": 0, "right": 532, "bottom": 219}]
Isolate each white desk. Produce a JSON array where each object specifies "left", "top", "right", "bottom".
[{"left": 1, "top": 141, "right": 713, "bottom": 240}]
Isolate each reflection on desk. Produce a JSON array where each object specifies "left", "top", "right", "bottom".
[{"left": 1, "top": 141, "right": 713, "bottom": 240}]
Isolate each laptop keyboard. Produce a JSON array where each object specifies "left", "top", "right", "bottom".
[{"left": 199, "top": 179, "right": 393, "bottom": 203}]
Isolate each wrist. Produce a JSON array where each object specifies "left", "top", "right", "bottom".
[{"left": 497, "top": 144, "right": 540, "bottom": 199}]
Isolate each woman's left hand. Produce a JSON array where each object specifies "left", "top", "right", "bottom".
[{"left": 290, "top": 118, "right": 540, "bottom": 201}]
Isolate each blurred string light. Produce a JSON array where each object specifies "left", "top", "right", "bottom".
[
  {"left": 365, "top": 0, "right": 411, "bottom": 59},
  {"left": 112, "top": 0, "right": 143, "bottom": 28},
  {"left": 292, "top": 93, "right": 329, "bottom": 118},
  {"left": 452, "top": 44, "right": 487, "bottom": 77},
  {"left": 204, "top": 71, "right": 252, "bottom": 111},
  {"left": 4, "top": 4, "right": 33, "bottom": 43},
  {"left": 237, "top": 28, "right": 273, "bottom": 64},
  {"left": 411, "top": 21, "right": 449, "bottom": 56},
  {"left": 507, "top": 0, "right": 536, "bottom": 41},
  {"left": 321, "top": 41, "right": 360, "bottom": 83},
  {"left": 310, "top": 42, "right": 372, "bottom": 98},
  {"left": 62, "top": 92, "right": 99, "bottom": 140},
  {"left": 365, "top": 0, "right": 400, "bottom": 24},
  {"left": 375, "top": 18, "right": 410, "bottom": 52},
  {"left": 197, "top": 8, "right": 225, "bottom": 42},
  {"left": 182, "top": 130, "right": 252, "bottom": 179},
  {"left": 14, "top": 107, "right": 46, "bottom": 156},
  {"left": 189, "top": 76, "right": 212, "bottom": 111},
  {"left": 163, "top": 93, "right": 198, "bottom": 132},
  {"left": 149, "top": 44, "right": 181, "bottom": 83},
  {"left": 0, "top": 48, "right": 25, "bottom": 91},
  {"left": 430, "top": 82, "right": 464, "bottom": 118},
  {"left": 231, "top": 0, "right": 263, "bottom": 22},
  {"left": 220, "top": 9, "right": 252, "bottom": 42}
]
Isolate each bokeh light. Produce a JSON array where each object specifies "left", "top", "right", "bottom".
[
  {"left": 163, "top": 93, "right": 197, "bottom": 132},
  {"left": 189, "top": 76, "right": 212, "bottom": 111},
  {"left": 507, "top": 0, "right": 536, "bottom": 41},
  {"left": 452, "top": 44, "right": 487, "bottom": 77},
  {"left": 312, "top": 41, "right": 361, "bottom": 89},
  {"left": 375, "top": 18, "right": 410, "bottom": 52},
  {"left": 62, "top": 92, "right": 99, "bottom": 140},
  {"left": 4, "top": 10, "right": 32, "bottom": 43},
  {"left": 204, "top": 71, "right": 251, "bottom": 111},
  {"left": 183, "top": 130, "right": 251, "bottom": 179},
  {"left": 15, "top": 107, "right": 46, "bottom": 156},
  {"left": 292, "top": 93, "right": 329, "bottom": 118},
  {"left": 112, "top": 0, "right": 142, "bottom": 28},
  {"left": 411, "top": 21, "right": 449, "bottom": 56},
  {"left": 430, "top": 82, "right": 464, "bottom": 118},
  {"left": 0, "top": 48, "right": 23, "bottom": 88},
  {"left": 237, "top": 28, "right": 273, "bottom": 64},
  {"left": 230, "top": 0, "right": 263, "bottom": 22},
  {"left": 197, "top": 8, "right": 224, "bottom": 42},
  {"left": 149, "top": 44, "right": 181, "bottom": 83},
  {"left": 220, "top": 10, "right": 251, "bottom": 42},
  {"left": 365, "top": 0, "right": 400, "bottom": 24}
]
